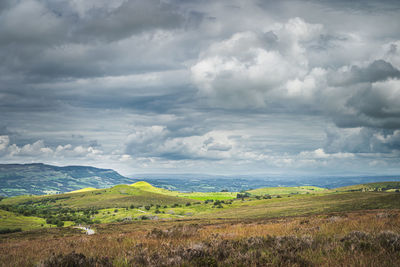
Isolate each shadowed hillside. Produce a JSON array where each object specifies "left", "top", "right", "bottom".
[{"left": 0, "top": 163, "right": 134, "bottom": 197}]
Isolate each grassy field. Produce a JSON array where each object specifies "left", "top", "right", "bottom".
[
  {"left": 198, "top": 191, "right": 400, "bottom": 219},
  {"left": 0, "top": 209, "right": 49, "bottom": 231}
]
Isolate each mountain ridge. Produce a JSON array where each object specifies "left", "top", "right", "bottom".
[{"left": 0, "top": 163, "right": 134, "bottom": 197}]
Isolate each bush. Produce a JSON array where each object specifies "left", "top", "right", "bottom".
[
  {"left": 41, "top": 252, "right": 112, "bottom": 267},
  {"left": 376, "top": 231, "right": 400, "bottom": 252},
  {"left": 144, "top": 205, "right": 151, "bottom": 211},
  {"left": 213, "top": 200, "right": 221, "bottom": 206},
  {"left": 236, "top": 192, "right": 250, "bottom": 199},
  {"left": 0, "top": 228, "right": 22, "bottom": 234},
  {"left": 186, "top": 202, "right": 191, "bottom": 206}
]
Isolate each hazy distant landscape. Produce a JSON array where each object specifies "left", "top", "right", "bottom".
[{"left": 2, "top": 163, "right": 400, "bottom": 197}]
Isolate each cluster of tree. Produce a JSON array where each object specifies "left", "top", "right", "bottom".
[
  {"left": 236, "top": 192, "right": 251, "bottom": 199},
  {"left": 0, "top": 204, "right": 99, "bottom": 226}
]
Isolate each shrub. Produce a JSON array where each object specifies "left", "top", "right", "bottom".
[
  {"left": 0, "top": 228, "right": 22, "bottom": 234},
  {"left": 144, "top": 205, "right": 151, "bottom": 211},
  {"left": 213, "top": 200, "right": 221, "bottom": 206},
  {"left": 340, "top": 231, "right": 373, "bottom": 251},
  {"left": 41, "top": 252, "right": 112, "bottom": 267},
  {"left": 376, "top": 231, "right": 400, "bottom": 252}
]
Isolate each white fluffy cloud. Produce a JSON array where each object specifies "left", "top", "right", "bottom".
[
  {"left": 1, "top": 137, "right": 102, "bottom": 159},
  {"left": 191, "top": 18, "right": 322, "bottom": 108},
  {"left": 0, "top": 135, "right": 9, "bottom": 151}
]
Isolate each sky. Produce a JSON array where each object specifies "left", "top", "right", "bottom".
[{"left": 1, "top": 0, "right": 400, "bottom": 176}]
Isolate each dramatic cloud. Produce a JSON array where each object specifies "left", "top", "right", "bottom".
[{"left": 1, "top": 0, "right": 400, "bottom": 175}]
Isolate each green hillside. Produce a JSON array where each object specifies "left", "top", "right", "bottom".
[
  {"left": 247, "top": 185, "right": 327, "bottom": 196},
  {"left": 66, "top": 187, "right": 98, "bottom": 194},
  {"left": 335, "top": 181, "right": 400, "bottom": 192},
  {"left": 1, "top": 184, "right": 194, "bottom": 209},
  {"left": 198, "top": 191, "right": 400, "bottom": 219},
  {"left": 130, "top": 181, "right": 237, "bottom": 200}
]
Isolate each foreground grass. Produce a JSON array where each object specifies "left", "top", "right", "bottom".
[{"left": 0, "top": 209, "right": 399, "bottom": 266}]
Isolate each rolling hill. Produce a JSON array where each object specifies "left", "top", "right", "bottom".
[
  {"left": 0, "top": 163, "right": 134, "bottom": 197},
  {"left": 130, "top": 181, "right": 238, "bottom": 200},
  {"left": 246, "top": 185, "right": 327, "bottom": 196},
  {"left": 0, "top": 184, "right": 195, "bottom": 209}
]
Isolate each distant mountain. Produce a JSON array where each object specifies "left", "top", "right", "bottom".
[{"left": 0, "top": 163, "right": 134, "bottom": 197}]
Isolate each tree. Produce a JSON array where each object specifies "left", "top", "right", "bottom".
[{"left": 56, "top": 220, "right": 64, "bottom": 227}]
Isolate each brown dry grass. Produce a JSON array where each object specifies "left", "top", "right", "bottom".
[{"left": 0, "top": 209, "right": 399, "bottom": 266}]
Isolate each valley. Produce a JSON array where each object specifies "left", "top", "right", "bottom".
[{"left": 1, "top": 180, "right": 400, "bottom": 266}]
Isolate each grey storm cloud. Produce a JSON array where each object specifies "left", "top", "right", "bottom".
[
  {"left": 329, "top": 60, "right": 400, "bottom": 86},
  {"left": 1, "top": 0, "right": 400, "bottom": 175}
]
